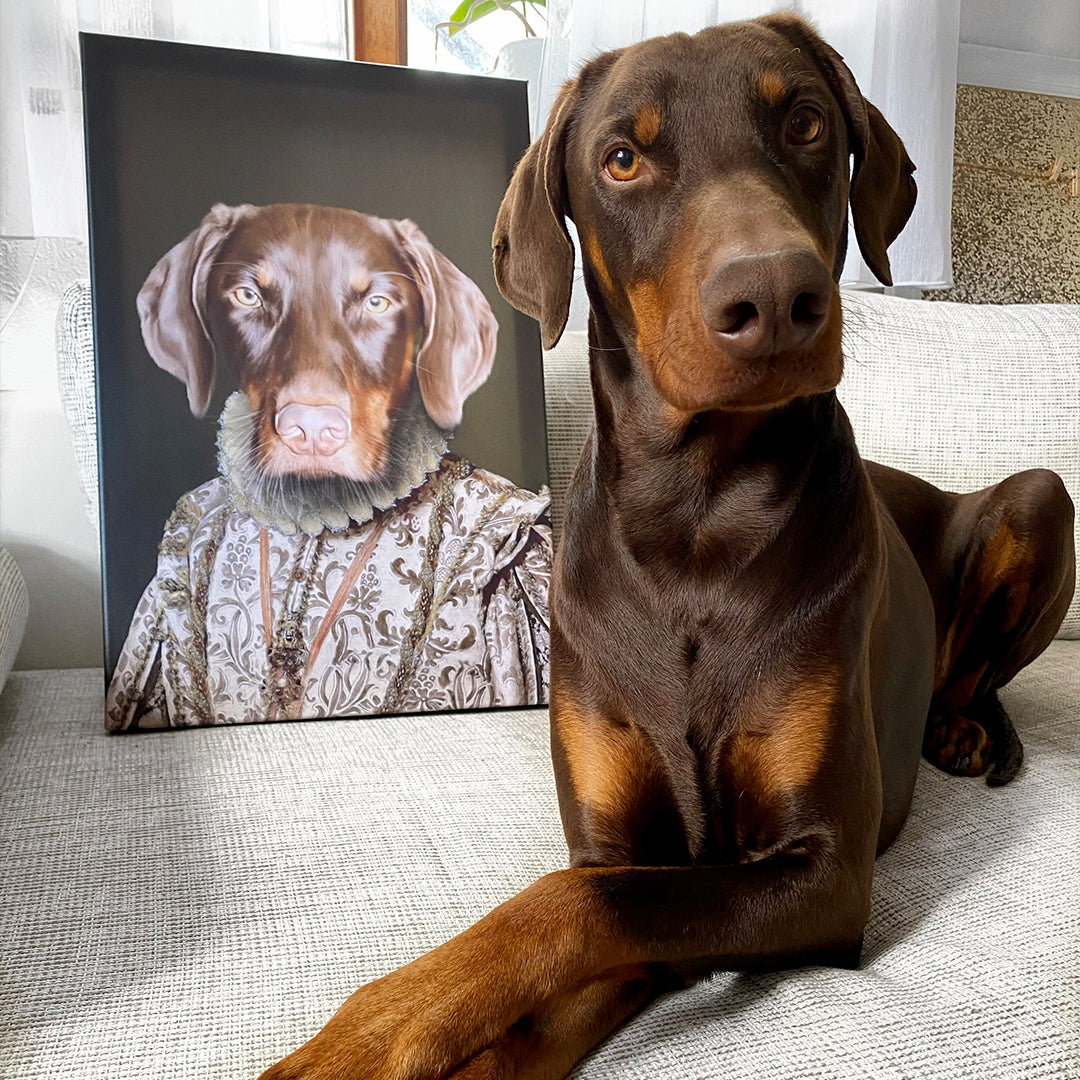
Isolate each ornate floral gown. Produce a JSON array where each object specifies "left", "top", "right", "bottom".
[{"left": 106, "top": 451, "right": 551, "bottom": 731}]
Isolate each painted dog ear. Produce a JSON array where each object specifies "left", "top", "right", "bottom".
[
  {"left": 757, "top": 13, "right": 917, "bottom": 286},
  {"left": 136, "top": 203, "right": 252, "bottom": 418},
  {"left": 493, "top": 81, "right": 578, "bottom": 350},
  {"left": 395, "top": 219, "right": 498, "bottom": 430}
]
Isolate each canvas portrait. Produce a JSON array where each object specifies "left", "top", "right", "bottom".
[{"left": 81, "top": 35, "right": 551, "bottom": 730}]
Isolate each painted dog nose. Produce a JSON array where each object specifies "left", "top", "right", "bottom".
[
  {"left": 700, "top": 249, "right": 833, "bottom": 361},
  {"left": 274, "top": 403, "right": 351, "bottom": 456}
]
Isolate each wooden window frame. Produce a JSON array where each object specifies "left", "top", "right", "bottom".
[{"left": 350, "top": 0, "right": 409, "bottom": 64}]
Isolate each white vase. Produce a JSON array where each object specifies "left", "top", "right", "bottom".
[{"left": 495, "top": 37, "right": 545, "bottom": 137}]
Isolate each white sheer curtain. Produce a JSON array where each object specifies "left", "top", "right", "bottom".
[
  {"left": 0, "top": 0, "right": 347, "bottom": 241},
  {"left": 535, "top": 0, "right": 961, "bottom": 289}
]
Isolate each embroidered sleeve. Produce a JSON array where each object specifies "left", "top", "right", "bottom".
[
  {"left": 105, "top": 485, "right": 226, "bottom": 730},
  {"left": 105, "top": 571, "right": 170, "bottom": 731},
  {"left": 517, "top": 517, "right": 552, "bottom": 701},
  {"left": 482, "top": 509, "right": 553, "bottom": 707}
]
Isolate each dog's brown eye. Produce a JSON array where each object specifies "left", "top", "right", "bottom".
[
  {"left": 232, "top": 286, "right": 261, "bottom": 308},
  {"left": 787, "top": 106, "right": 824, "bottom": 145},
  {"left": 605, "top": 147, "right": 641, "bottom": 181},
  {"left": 366, "top": 294, "right": 392, "bottom": 314}
]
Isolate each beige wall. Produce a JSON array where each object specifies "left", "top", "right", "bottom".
[{"left": 932, "top": 85, "right": 1079, "bottom": 304}]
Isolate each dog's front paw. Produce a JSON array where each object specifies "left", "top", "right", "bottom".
[
  {"left": 256, "top": 995, "right": 425, "bottom": 1080},
  {"left": 257, "top": 874, "right": 583, "bottom": 1079},
  {"left": 256, "top": 954, "right": 513, "bottom": 1080},
  {"left": 257, "top": 1034, "right": 404, "bottom": 1080},
  {"left": 257, "top": 1049, "right": 329, "bottom": 1080}
]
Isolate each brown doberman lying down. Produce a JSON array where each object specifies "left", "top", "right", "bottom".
[{"left": 261, "top": 14, "right": 1075, "bottom": 1079}]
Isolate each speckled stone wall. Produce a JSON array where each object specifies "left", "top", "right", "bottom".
[{"left": 930, "top": 84, "right": 1079, "bottom": 304}]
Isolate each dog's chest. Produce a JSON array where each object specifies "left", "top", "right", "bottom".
[{"left": 564, "top": 580, "right": 845, "bottom": 865}]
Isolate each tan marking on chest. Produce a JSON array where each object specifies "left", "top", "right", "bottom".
[
  {"left": 982, "top": 522, "right": 1033, "bottom": 623},
  {"left": 983, "top": 522, "right": 1019, "bottom": 584},
  {"left": 554, "top": 695, "right": 659, "bottom": 821},
  {"left": 633, "top": 104, "right": 663, "bottom": 146},
  {"left": 759, "top": 71, "right": 787, "bottom": 106},
  {"left": 729, "top": 667, "right": 840, "bottom": 797}
]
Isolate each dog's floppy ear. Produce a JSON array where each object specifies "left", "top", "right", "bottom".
[
  {"left": 848, "top": 101, "right": 918, "bottom": 285},
  {"left": 395, "top": 219, "right": 497, "bottom": 430},
  {"left": 136, "top": 203, "right": 252, "bottom": 417},
  {"left": 757, "top": 13, "right": 917, "bottom": 286},
  {"left": 493, "top": 81, "right": 578, "bottom": 349}
]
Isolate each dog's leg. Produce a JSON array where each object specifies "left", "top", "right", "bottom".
[
  {"left": 924, "top": 468, "right": 1074, "bottom": 783},
  {"left": 446, "top": 969, "right": 666, "bottom": 1080},
  {"left": 258, "top": 844, "right": 871, "bottom": 1080}
]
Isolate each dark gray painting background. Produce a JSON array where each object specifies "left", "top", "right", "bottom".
[{"left": 81, "top": 34, "right": 546, "bottom": 678}]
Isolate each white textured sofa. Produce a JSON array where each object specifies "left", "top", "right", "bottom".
[{"left": 1, "top": 292, "right": 1077, "bottom": 1079}]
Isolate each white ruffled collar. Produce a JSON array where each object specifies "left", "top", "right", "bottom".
[{"left": 216, "top": 388, "right": 448, "bottom": 535}]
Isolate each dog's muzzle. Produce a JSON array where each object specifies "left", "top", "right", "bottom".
[
  {"left": 274, "top": 403, "right": 352, "bottom": 457},
  {"left": 700, "top": 248, "right": 834, "bottom": 361}
]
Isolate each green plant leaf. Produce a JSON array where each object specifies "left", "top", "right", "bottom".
[
  {"left": 445, "top": 0, "right": 546, "bottom": 36},
  {"left": 447, "top": 0, "right": 499, "bottom": 35}
]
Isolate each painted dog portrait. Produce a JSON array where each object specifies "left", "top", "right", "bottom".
[{"left": 106, "top": 204, "right": 552, "bottom": 730}]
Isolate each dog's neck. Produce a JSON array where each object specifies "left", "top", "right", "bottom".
[
  {"left": 217, "top": 386, "right": 448, "bottom": 535},
  {"left": 583, "top": 312, "right": 868, "bottom": 579}
]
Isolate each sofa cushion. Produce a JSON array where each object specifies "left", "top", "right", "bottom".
[
  {"left": 838, "top": 291, "right": 1079, "bottom": 637},
  {"left": 0, "top": 546, "right": 29, "bottom": 691},
  {"left": 0, "top": 642, "right": 1076, "bottom": 1078},
  {"left": 543, "top": 293, "right": 1080, "bottom": 636}
]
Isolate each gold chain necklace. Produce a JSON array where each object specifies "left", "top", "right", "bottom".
[
  {"left": 257, "top": 455, "right": 471, "bottom": 720},
  {"left": 262, "top": 531, "right": 328, "bottom": 719}
]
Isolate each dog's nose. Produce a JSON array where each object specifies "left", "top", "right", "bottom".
[
  {"left": 274, "top": 403, "right": 351, "bottom": 457},
  {"left": 700, "top": 249, "right": 833, "bottom": 361}
]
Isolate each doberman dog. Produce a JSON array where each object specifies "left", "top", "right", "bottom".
[{"left": 260, "top": 14, "right": 1075, "bottom": 1079}]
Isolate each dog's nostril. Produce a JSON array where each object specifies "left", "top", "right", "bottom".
[
  {"left": 716, "top": 301, "right": 759, "bottom": 335},
  {"left": 275, "top": 403, "right": 351, "bottom": 456},
  {"left": 791, "top": 291, "right": 827, "bottom": 327}
]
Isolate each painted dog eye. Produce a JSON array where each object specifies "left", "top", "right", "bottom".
[
  {"left": 366, "top": 294, "right": 392, "bottom": 313},
  {"left": 787, "top": 106, "right": 824, "bottom": 145},
  {"left": 231, "top": 285, "right": 262, "bottom": 308},
  {"left": 605, "top": 147, "right": 641, "bottom": 181}
]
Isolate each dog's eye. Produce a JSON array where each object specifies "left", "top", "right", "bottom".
[
  {"left": 604, "top": 147, "right": 641, "bottom": 182},
  {"left": 231, "top": 286, "right": 262, "bottom": 308},
  {"left": 366, "top": 294, "right": 392, "bottom": 314},
  {"left": 787, "top": 106, "right": 824, "bottom": 145}
]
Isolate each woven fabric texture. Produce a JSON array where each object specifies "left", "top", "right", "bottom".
[
  {"left": 0, "top": 547, "right": 29, "bottom": 693},
  {"left": 543, "top": 293, "right": 1080, "bottom": 635},
  {"left": 542, "top": 339, "right": 594, "bottom": 542},
  {"left": 1, "top": 644, "right": 1077, "bottom": 1079},
  {"left": 838, "top": 291, "right": 1079, "bottom": 637},
  {"left": 55, "top": 281, "right": 100, "bottom": 541}
]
